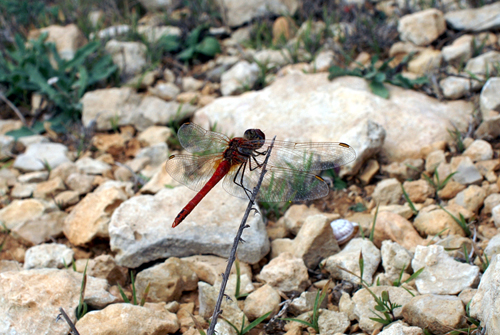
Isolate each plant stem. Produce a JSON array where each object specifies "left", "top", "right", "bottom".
[
  {"left": 0, "top": 91, "right": 28, "bottom": 126},
  {"left": 206, "top": 136, "right": 276, "bottom": 335}
]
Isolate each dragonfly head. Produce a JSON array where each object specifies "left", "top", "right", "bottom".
[{"left": 243, "top": 129, "right": 265, "bottom": 148}]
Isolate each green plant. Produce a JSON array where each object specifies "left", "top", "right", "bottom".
[
  {"left": 328, "top": 54, "right": 428, "bottom": 98},
  {"left": 281, "top": 280, "right": 330, "bottom": 333},
  {"left": 242, "top": 20, "right": 274, "bottom": 50},
  {"left": 392, "top": 265, "right": 424, "bottom": 289},
  {"left": 234, "top": 259, "right": 248, "bottom": 299},
  {"left": 369, "top": 205, "right": 379, "bottom": 242},
  {"left": 349, "top": 203, "right": 367, "bottom": 212},
  {"left": 447, "top": 127, "right": 465, "bottom": 153},
  {"left": 1, "top": 33, "right": 117, "bottom": 137},
  {"left": 422, "top": 168, "right": 457, "bottom": 199},
  {"left": 337, "top": 254, "right": 403, "bottom": 327},
  {"left": 177, "top": 25, "right": 221, "bottom": 62},
  {"left": 0, "top": 0, "right": 59, "bottom": 28},
  {"left": 401, "top": 184, "right": 418, "bottom": 215},
  {"left": 438, "top": 204, "right": 472, "bottom": 237},
  {"left": 76, "top": 261, "right": 88, "bottom": 320},
  {"left": 117, "top": 271, "right": 150, "bottom": 306},
  {"left": 369, "top": 290, "right": 402, "bottom": 326},
  {"left": 222, "top": 311, "right": 272, "bottom": 335}
]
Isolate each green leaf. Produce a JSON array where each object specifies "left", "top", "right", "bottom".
[
  {"left": 242, "top": 311, "right": 272, "bottom": 334},
  {"left": 185, "top": 26, "right": 204, "bottom": 47},
  {"left": 369, "top": 80, "right": 389, "bottom": 98},
  {"left": 117, "top": 283, "right": 131, "bottom": 304},
  {"left": 374, "top": 72, "right": 386, "bottom": 83},
  {"left": 194, "top": 37, "right": 221, "bottom": 57},
  {"left": 280, "top": 318, "right": 314, "bottom": 328},
  {"left": 328, "top": 65, "right": 362, "bottom": 79},
  {"left": 157, "top": 35, "right": 181, "bottom": 52},
  {"left": 5, "top": 121, "right": 45, "bottom": 139},
  {"left": 381, "top": 291, "right": 389, "bottom": 302},
  {"left": 63, "top": 41, "right": 99, "bottom": 71},
  {"left": 177, "top": 46, "right": 195, "bottom": 61}
]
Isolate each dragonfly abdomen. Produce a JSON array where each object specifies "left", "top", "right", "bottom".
[{"left": 172, "top": 159, "right": 232, "bottom": 227}]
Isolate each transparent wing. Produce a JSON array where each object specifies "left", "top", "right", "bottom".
[
  {"left": 165, "top": 153, "right": 223, "bottom": 192},
  {"left": 238, "top": 140, "right": 356, "bottom": 171},
  {"left": 222, "top": 163, "right": 330, "bottom": 202},
  {"left": 177, "top": 122, "right": 229, "bottom": 153}
]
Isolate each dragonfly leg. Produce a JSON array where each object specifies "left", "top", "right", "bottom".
[{"left": 233, "top": 161, "right": 253, "bottom": 199}]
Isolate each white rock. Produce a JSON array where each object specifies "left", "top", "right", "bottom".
[
  {"left": 105, "top": 40, "right": 147, "bottom": 78},
  {"left": 13, "top": 143, "right": 70, "bottom": 172},
  {"left": 149, "top": 81, "right": 180, "bottom": 101},
  {"left": 412, "top": 245, "right": 479, "bottom": 295},
  {"left": 381, "top": 240, "right": 412, "bottom": 277},
  {"left": 480, "top": 77, "right": 500, "bottom": 119},
  {"left": 492, "top": 204, "right": 500, "bottom": 228},
  {"left": 0, "top": 268, "right": 118, "bottom": 334},
  {"left": 193, "top": 74, "right": 473, "bottom": 165},
  {"left": 81, "top": 87, "right": 197, "bottom": 131},
  {"left": 445, "top": 2, "right": 500, "bottom": 32},
  {"left": 198, "top": 281, "right": 247, "bottom": 327},
  {"left": 75, "top": 303, "right": 179, "bottom": 334},
  {"left": 24, "top": 243, "right": 74, "bottom": 269},
  {"left": 17, "top": 171, "right": 49, "bottom": 183},
  {"left": 137, "top": 25, "right": 181, "bottom": 43},
  {"left": 0, "top": 198, "right": 66, "bottom": 244},
  {"left": 259, "top": 252, "right": 310, "bottom": 293},
  {"left": 220, "top": 61, "right": 260, "bottom": 96},
  {"left": 217, "top": 0, "right": 300, "bottom": 27},
  {"left": 135, "top": 142, "right": 168, "bottom": 167},
  {"left": 322, "top": 238, "right": 381, "bottom": 285},
  {"left": 0, "top": 135, "right": 14, "bottom": 160},
  {"left": 442, "top": 35, "right": 473, "bottom": 63},
  {"left": 439, "top": 75, "right": 482, "bottom": 100},
  {"left": 138, "top": 0, "right": 181, "bottom": 11},
  {"left": 75, "top": 157, "right": 111, "bottom": 175},
  {"left": 372, "top": 178, "right": 402, "bottom": 206},
  {"left": 484, "top": 234, "right": 500, "bottom": 257},
  {"left": 110, "top": 187, "right": 270, "bottom": 267},
  {"left": 90, "top": 25, "right": 130, "bottom": 39},
  {"left": 353, "top": 286, "right": 415, "bottom": 333},
  {"left": 465, "top": 51, "right": 500, "bottom": 76},
  {"left": 398, "top": 9, "right": 446, "bottom": 46},
  {"left": 28, "top": 24, "right": 87, "bottom": 60},
  {"left": 463, "top": 139, "right": 493, "bottom": 162},
  {"left": 452, "top": 156, "right": 483, "bottom": 185},
  {"left": 402, "top": 294, "right": 467, "bottom": 334},
  {"left": 317, "top": 309, "right": 350, "bottom": 334},
  {"left": 135, "top": 257, "right": 198, "bottom": 303},
  {"left": 469, "top": 254, "right": 500, "bottom": 334},
  {"left": 379, "top": 322, "right": 424, "bottom": 335},
  {"left": 312, "top": 50, "right": 334, "bottom": 72},
  {"left": 64, "top": 181, "right": 133, "bottom": 246},
  {"left": 243, "top": 284, "right": 280, "bottom": 320},
  {"left": 254, "top": 49, "right": 291, "bottom": 68}
]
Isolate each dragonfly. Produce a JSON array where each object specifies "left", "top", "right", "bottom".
[{"left": 165, "top": 122, "right": 356, "bottom": 227}]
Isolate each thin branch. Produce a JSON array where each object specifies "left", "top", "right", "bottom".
[
  {"left": 0, "top": 91, "right": 28, "bottom": 126},
  {"left": 206, "top": 136, "right": 276, "bottom": 335},
  {"left": 57, "top": 308, "right": 80, "bottom": 335}
]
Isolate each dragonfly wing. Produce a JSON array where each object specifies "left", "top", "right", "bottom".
[
  {"left": 177, "top": 122, "right": 229, "bottom": 153},
  {"left": 166, "top": 153, "right": 223, "bottom": 192},
  {"left": 239, "top": 140, "right": 356, "bottom": 171},
  {"left": 222, "top": 162, "right": 329, "bottom": 202}
]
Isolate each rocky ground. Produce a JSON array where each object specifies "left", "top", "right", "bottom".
[{"left": 1, "top": 0, "right": 500, "bottom": 334}]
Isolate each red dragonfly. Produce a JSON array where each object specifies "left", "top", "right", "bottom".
[{"left": 166, "top": 122, "right": 356, "bottom": 227}]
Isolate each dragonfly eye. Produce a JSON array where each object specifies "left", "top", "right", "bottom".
[{"left": 244, "top": 129, "right": 265, "bottom": 141}]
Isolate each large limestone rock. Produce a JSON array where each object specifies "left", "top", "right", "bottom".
[
  {"left": 110, "top": 186, "right": 270, "bottom": 268},
  {"left": 216, "top": 0, "right": 300, "bottom": 27},
  {"left": 192, "top": 74, "right": 473, "bottom": 165}
]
